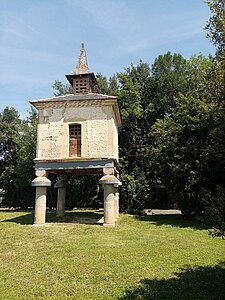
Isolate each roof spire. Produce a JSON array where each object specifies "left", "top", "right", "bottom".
[
  {"left": 72, "top": 43, "right": 91, "bottom": 75},
  {"left": 65, "top": 43, "right": 97, "bottom": 93}
]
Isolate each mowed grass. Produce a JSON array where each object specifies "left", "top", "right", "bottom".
[{"left": 0, "top": 210, "right": 224, "bottom": 300}]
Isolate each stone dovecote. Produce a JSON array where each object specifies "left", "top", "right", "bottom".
[{"left": 30, "top": 44, "right": 122, "bottom": 227}]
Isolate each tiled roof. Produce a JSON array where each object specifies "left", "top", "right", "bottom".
[{"left": 29, "top": 93, "right": 117, "bottom": 104}]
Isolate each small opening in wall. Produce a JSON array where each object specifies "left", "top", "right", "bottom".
[{"left": 69, "top": 124, "right": 81, "bottom": 157}]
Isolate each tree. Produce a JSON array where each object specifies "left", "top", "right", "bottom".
[
  {"left": 13, "top": 109, "right": 38, "bottom": 208},
  {"left": 146, "top": 52, "right": 188, "bottom": 118},
  {"left": 116, "top": 62, "right": 151, "bottom": 212},
  {"left": 52, "top": 80, "right": 72, "bottom": 96},
  {"left": 0, "top": 107, "right": 21, "bottom": 206},
  {"left": 201, "top": 0, "right": 225, "bottom": 237},
  {"left": 205, "top": 0, "right": 225, "bottom": 61},
  {"left": 0, "top": 107, "right": 38, "bottom": 208}
]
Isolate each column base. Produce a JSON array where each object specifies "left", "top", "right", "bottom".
[
  {"left": 32, "top": 223, "right": 46, "bottom": 227},
  {"left": 103, "top": 223, "right": 115, "bottom": 227}
]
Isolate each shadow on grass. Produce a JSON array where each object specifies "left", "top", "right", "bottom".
[
  {"left": 135, "top": 215, "right": 210, "bottom": 230},
  {"left": 119, "top": 262, "right": 225, "bottom": 300},
  {"left": 0, "top": 210, "right": 104, "bottom": 225},
  {"left": 48, "top": 210, "right": 104, "bottom": 225},
  {"left": 0, "top": 210, "right": 34, "bottom": 224}
]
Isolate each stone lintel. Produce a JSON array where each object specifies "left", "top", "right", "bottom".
[{"left": 35, "top": 159, "right": 115, "bottom": 172}]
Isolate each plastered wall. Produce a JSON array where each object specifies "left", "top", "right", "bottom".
[{"left": 36, "top": 103, "right": 119, "bottom": 161}]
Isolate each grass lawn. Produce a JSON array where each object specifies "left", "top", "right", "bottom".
[{"left": 0, "top": 210, "right": 224, "bottom": 300}]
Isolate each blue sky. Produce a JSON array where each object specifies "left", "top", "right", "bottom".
[{"left": 0, "top": 0, "right": 215, "bottom": 118}]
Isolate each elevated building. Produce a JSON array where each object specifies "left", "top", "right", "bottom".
[{"left": 30, "top": 44, "right": 121, "bottom": 226}]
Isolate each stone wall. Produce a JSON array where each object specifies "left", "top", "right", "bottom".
[{"left": 36, "top": 102, "right": 119, "bottom": 161}]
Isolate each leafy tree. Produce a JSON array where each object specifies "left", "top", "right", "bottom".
[
  {"left": 0, "top": 107, "right": 21, "bottom": 206},
  {"left": 150, "top": 92, "right": 214, "bottom": 214},
  {"left": 116, "top": 62, "right": 151, "bottom": 212},
  {"left": 66, "top": 175, "right": 102, "bottom": 209},
  {"left": 201, "top": 186, "right": 225, "bottom": 238},
  {"left": 13, "top": 109, "right": 38, "bottom": 208},
  {"left": 147, "top": 50, "right": 225, "bottom": 239},
  {"left": 201, "top": 0, "right": 225, "bottom": 237},
  {"left": 146, "top": 52, "right": 188, "bottom": 118},
  {"left": 112, "top": 44, "right": 224, "bottom": 228},
  {"left": 52, "top": 80, "right": 72, "bottom": 96},
  {"left": 205, "top": 0, "right": 225, "bottom": 61},
  {"left": 0, "top": 107, "right": 37, "bottom": 208},
  {"left": 93, "top": 73, "right": 108, "bottom": 94}
]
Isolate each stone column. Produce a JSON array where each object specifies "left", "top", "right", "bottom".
[
  {"left": 114, "top": 180, "right": 122, "bottom": 220},
  {"left": 104, "top": 184, "right": 115, "bottom": 226},
  {"left": 32, "top": 170, "right": 51, "bottom": 226},
  {"left": 103, "top": 167, "right": 115, "bottom": 176},
  {"left": 99, "top": 175, "right": 120, "bottom": 227},
  {"left": 114, "top": 186, "right": 119, "bottom": 220},
  {"left": 54, "top": 175, "right": 67, "bottom": 217}
]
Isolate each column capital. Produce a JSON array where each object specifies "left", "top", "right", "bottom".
[
  {"left": 54, "top": 174, "right": 67, "bottom": 188},
  {"left": 114, "top": 180, "right": 122, "bottom": 188},
  {"left": 32, "top": 176, "right": 51, "bottom": 187},
  {"left": 99, "top": 175, "right": 119, "bottom": 185}
]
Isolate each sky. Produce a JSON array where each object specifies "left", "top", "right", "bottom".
[{"left": 0, "top": 0, "right": 215, "bottom": 118}]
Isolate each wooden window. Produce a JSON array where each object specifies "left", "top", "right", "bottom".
[{"left": 69, "top": 124, "right": 81, "bottom": 157}]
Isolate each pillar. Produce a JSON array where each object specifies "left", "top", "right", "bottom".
[
  {"left": 99, "top": 175, "right": 121, "bottom": 227},
  {"left": 114, "top": 179, "right": 122, "bottom": 220},
  {"left": 103, "top": 167, "right": 115, "bottom": 176},
  {"left": 32, "top": 170, "right": 51, "bottom": 225},
  {"left": 103, "top": 184, "right": 116, "bottom": 226},
  {"left": 114, "top": 186, "right": 119, "bottom": 220},
  {"left": 54, "top": 175, "right": 67, "bottom": 217}
]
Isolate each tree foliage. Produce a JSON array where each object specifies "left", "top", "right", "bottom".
[
  {"left": 52, "top": 80, "right": 72, "bottom": 96},
  {"left": 0, "top": 108, "right": 37, "bottom": 208},
  {"left": 205, "top": 0, "right": 225, "bottom": 60}
]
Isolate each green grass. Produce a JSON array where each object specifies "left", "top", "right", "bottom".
[{"left": 0, "top": 210, "right": 224, "bottom": 300}]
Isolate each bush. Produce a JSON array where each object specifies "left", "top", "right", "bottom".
[{"left": 200, "top": 186, "right": 225, "bottom": 238}]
